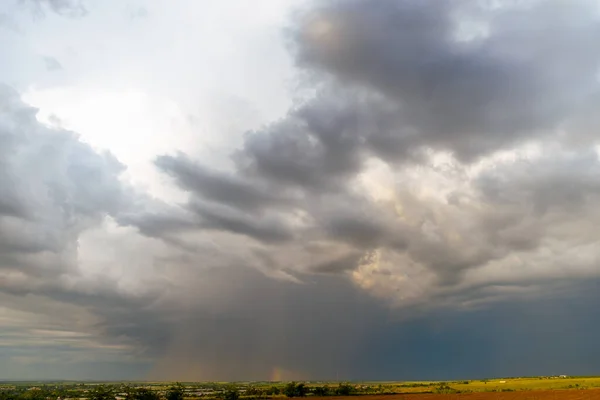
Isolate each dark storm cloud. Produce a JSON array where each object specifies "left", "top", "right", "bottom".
[
  {"left": 142, "top": 0, "right": 600, "bottom": 311},
  {"left": 115, "top": 266, "right": 386, "bottom": 381},
  {"left": 156, "top": 153, "right": 291, "bottom": 213},
  {"left": 148, "top": 154, "right": 298, "bottom": 244},
  {"left": 325, "top": 216, "right": 388, "bottom": 248},
  {"left": 189, "top": 200, "right": 295, "bottom": 243},
  {"left": 7, "top": 0, "right": 600, "bottom": 382},
  {"left": 95, "top": 267, "right": 600, "bottom": 381},
  {"left": 154, "top": 142, "right": 600, "bottom": 307},
  {"left": 314, "top": 195, "right": 412, "bottom": 251},
  {"left": 356, "top": 282, "right": 600, "bottom": 380},
  {"left": 309, "top": 253, "right": 362, "bottom": 274},
  {"left": 236, "top": 91, "right": 375, "bottom": 189},
  {"left": 291, "top": 0, "right": 600, "bottom": 161},
  {"left": 118, "top": 210, "right": 196, "bottom": 239}
]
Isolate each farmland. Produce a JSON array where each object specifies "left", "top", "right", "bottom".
[
  {"left": 321, "top": 391, "right": 600, "bottom": 399},
  {"left": 3, "top": 376, "right": 600, "bottom": 400}
]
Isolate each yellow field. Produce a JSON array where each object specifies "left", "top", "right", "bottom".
[{"left": 381, "top": 377, "right": 600, "bottom": 393}]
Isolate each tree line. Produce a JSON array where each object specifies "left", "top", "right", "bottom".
[
  {"left": 0, "top": 382, "right": 364, "bottom": 400},
  {"left": 0, "top": 385, "right": 185, "bottom": 400}
]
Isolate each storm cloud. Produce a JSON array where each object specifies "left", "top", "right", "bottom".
[
  {"left": 4, "top": 0, "right": 600, "bottom": 381},
  {"left": 0, "top": 85, "right": 124, "bottom": 274},
  {"left": 147, "top": 0, "right": 600, "bottom": 309},
  {"left": 292, "top": 0, "right": 600, "bottom": 160}
]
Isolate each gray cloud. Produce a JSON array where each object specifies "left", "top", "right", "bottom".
[
  {"left": 195, "top": 0, "right": 600, "bottom": 206},
  {"left": 155, "top": 136, "right": 600, "bottom": 309},
  {"left": 6, "top": 0, "right": 600, "bottom": 382},
  {"left": 291, "top": 0, "right": 600, "bottom": 161},
  {"left": 119, "top": 266, "right": 382, "bottom": 381},
  {"left": 189, "top": 200, "right": 295, "bottom": 244},
  {"left": 156, "top": 153, "right": 293, "bottom": 213},
  {"left": 236, "top": 90, "right": 373, "bottom": 189},
  {"left": 0, "top": 84, "right": 159, "bottom": 367},
  {"left": 309, "top": 252, "right": 363, "bottom": 274},
  {"left": 138, "top": 0, "right": 600, "bottom": 311},
  {"left": 476, "top": 147, "right": 600, "bottom": 214},
  {"left": 0, "top": 86, "right": 126, "bottom": 262}
]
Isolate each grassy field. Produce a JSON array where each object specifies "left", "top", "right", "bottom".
[
  {"left": 312, "top": 391, "right": 600, "bottom": 399},
  {"left": 390, "top": 377, "right": 600, "bottom": 393}
]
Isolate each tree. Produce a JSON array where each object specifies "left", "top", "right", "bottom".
[
  {"left": 0, "top": 389, "right": 20, "bottom": 400},
  {"left": 166, "top": 384, "right": 184, "bottom": 400},
  {"left": 312, "top": 386, "right": 330, "bottom": 397},
  {"left": 90, "top": 386, "right": 116, "bottom": 400},
  {"left": 125, "top": 388, "right": 159, "bottom": 400},
  {"left": 283, "top": 383, "right": 307, "bottom": 398},
  {"left": 283, "top": 383, "right": 296, "bottom": 398},
  {"left": 296, "top": 384, "right": 307, "bottom": 398},
  {"left": 334, "top": 384, "right": 354, "bottom": 396},
  {"left": 245, "top": 387, "right": 259, "bottom": 396},
  {"left": 219, "top": 389, "right": 239, "bottom": 400},
  {"left": 434, "top": 383, "right": 457, "bottom": 394},
  {"left": 266, "top": 386, "right": 280, "bottom": 396}
]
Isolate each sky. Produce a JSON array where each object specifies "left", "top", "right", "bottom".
[{"left": 2, "top": 0, "right": 600, "bottom": 381}]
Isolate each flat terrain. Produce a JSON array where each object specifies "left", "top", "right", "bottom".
[
  {"left": 440, "top": 378, "right": 600, "bottom": 393},
  {"left": 359, "top": 377, "right": 600, "bottom": 394},
  {"left": 313, "top": 390, "right": 600, "bottom": 400},
  {"left": 4, "top": 378, "right": 600, "bottom": 399}
]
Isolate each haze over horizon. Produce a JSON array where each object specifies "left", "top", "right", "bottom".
[{"left": 3, "top": 0, "right": 600, "bottom": 382}]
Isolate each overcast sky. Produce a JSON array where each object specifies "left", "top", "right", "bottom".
[{"left": 3, "top": 0, "right": 600, "bottom": 381}]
